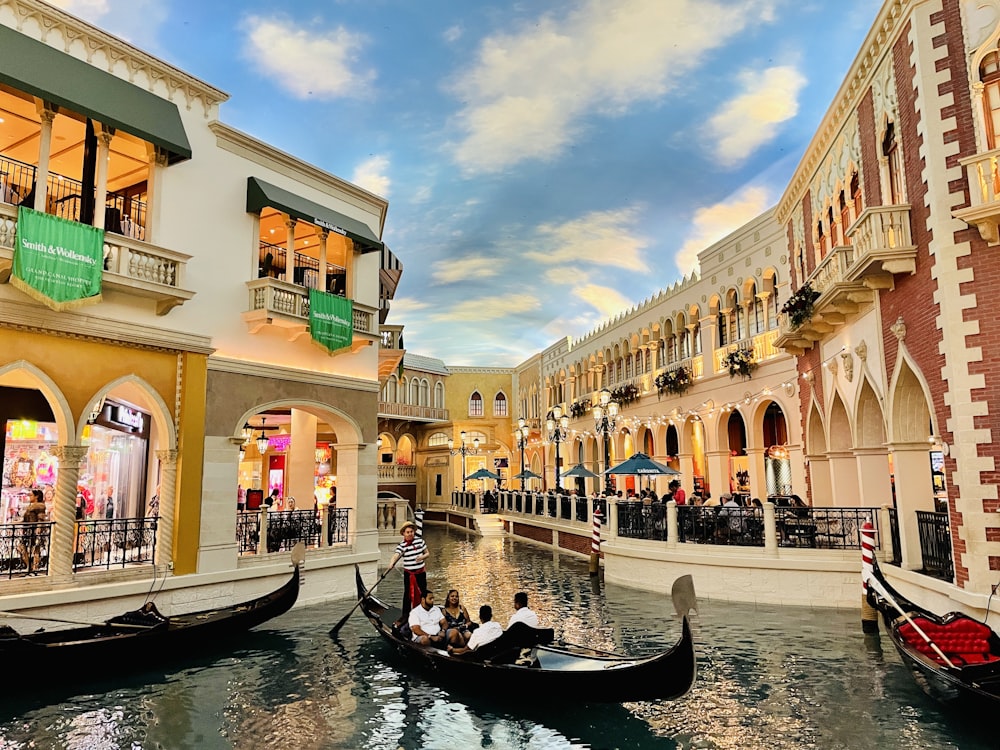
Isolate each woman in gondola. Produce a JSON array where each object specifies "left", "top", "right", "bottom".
[{"left": 442, "top": 589, "right": 474, "bottom": 647}]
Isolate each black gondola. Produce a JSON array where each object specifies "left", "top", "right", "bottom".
[
  {"left": 352, "top": 564, "right": 698, "bottom": 703},
  {"left": 0, "top": 543, "right": 304, "bottom": 681},
  {"left": 865, "top": 556, "right": 1000, "bottom": 707}
]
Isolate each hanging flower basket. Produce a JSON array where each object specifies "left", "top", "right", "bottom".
[
  {"left": 569, "top": 399, "right": 591, "bottom": 419},
  {"left": 722, "top": 348, "right": 757, "bottom": 380},
  {"left": 654, "top": 366, "right": 692, "bottom": 398},
  {"left": 781, "top": 282, "right": 821, "bottom": 329},
  {"left": 610, "top": 383, "right": 640, "bottom": 405}
]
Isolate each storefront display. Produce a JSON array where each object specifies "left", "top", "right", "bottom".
[
  {"left": 2, "top": 420, "right": 58, "bottom": 524},
  {"left": 80, "top": 400, "right": 151, "bottom": 521}
]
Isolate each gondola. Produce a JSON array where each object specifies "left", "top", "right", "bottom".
[
  {"left": 352, "top": 564, "right": 698, "bottom": 703},
  {"left": 864, "top": 555, "right": 1000, "bottom": 708},
  {"left": 0, "top": 543, "right": 305, "bottom": 681}
]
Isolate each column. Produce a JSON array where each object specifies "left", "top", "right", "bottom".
[
  {"left": 808, "top": 455, "right": 833, "bottom": 505},
  {"left": 154, "top": 449, "right": 178, "bottom": 568},
  {"left": 33, "top": 101, "right": 57, "bottom": 212},
  {"left": 746, "top": 446, "right": 767, "bottom": 502},
  {"left": 705, "top": 448, "right": 730, "bottom": 501},
  {"left": 827, "top": 450, "right": 861, "bottom": 507},
  {"left": 288, "top": 409, "right": 318, "bottom": 507},
  {"left": 144, "top": 145, "right": 169, "bottom": 243},
  {"left": 333, "top": 442, "right": 378, "bottom": 553},
  {"left": 93, "top": 125, "right": 114, "bottom": 230},
  {"left": 50, "top": 445, "right": 88, "bottom": 578},
  {"left": 346, "top": 241, "right": 358, "bottom": 298},
  {"left": 757, "top": 291, "right": 772, "bottom": 332},
  {"left": 855, "top": 448, "right": 893, "bottom": 509},
  {"left": 317, "top": 229, "right": 329, "bottom": 292},
  {"left": 284, "top": 217, "right": 297, "bottom": 283}
]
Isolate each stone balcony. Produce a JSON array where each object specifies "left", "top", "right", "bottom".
[
  {"left": 377, "top": 401, "right": 449, "bottom": 422},
  {"left": 775, "top": 205, "right": 916, "bottom": 355},
  {"left": 955, "top": 149, "right": 1000, "bottom": 244},
  {"left": 0, "top": 202, "right": 194, "bottom": 315},
  {"left": 242, "top": 277, "right": 379, "bottom": 351}
]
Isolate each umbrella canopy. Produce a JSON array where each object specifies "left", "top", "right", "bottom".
[
  {"left": 512, "top": 469, "right": 542, "bottom": 480},
  {"left": 465, "top": 468, "right": 502, "bottom": 481},
  {"left": 562, "top": 463, "right": 600, "bottom": 479},
  {"left": 604, "top": 452, "right": 680, "bottom": 476}
]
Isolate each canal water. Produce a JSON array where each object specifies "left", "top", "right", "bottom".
[{"left": 0, "top": 525, "right": 991, "bottom": 749}]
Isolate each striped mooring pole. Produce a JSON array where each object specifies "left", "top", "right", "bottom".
[
  {"left": 861, "top": 520, "right": 879, "bottom": 633},
  {"left": 589, "top": 507, "right": 602, "bottom": 576},
  {"left": 415, "top": 507, "right": 425, "bottom": 538}
]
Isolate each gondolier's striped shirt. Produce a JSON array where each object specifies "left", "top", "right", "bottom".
[{"left": 394, "top": 537, "right": 428, "bottom": 572}]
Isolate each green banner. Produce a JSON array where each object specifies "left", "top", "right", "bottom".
[
  {"left": 12, "top": 206, "right": 104, "bottom": 310},
  {"left": 309, "top": 288, "right": 353, "bottom": 352}
]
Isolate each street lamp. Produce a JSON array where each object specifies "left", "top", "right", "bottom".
[
  {"left": 515, "top": 417, "right": 531, "bottom": 490},
  {"left": 545, "top": 407, "right": 570, "bottom": 490},
  {"left": 593, "top": 388, "right": 619, "bottom": 495},
  {"left": 448, "top": 430, "right": 479, "bottom": 492}
]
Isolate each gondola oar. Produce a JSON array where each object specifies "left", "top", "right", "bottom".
[
  {"left": 0, "top": 611, "right": 154, "bottom": 630},
  {"left": 863, "top": 570, "right": 957, "bottom": 669},
  {"left": 329, "top": 559, "right": 397, "bottom": 636}
]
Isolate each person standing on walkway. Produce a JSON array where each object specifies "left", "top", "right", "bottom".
[{"left": 389, "top": 520, "right": 429, "bottom": 618}]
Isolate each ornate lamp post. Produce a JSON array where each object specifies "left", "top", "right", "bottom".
[
  {"left": 448, "top": 431, "right": 479, "bottom": 492},
  {"left": 593, "top": 388, "right": 619, "bottom": 495},
  {"left": 515, "top": 417, "right": 531, "bottom": 490},
  {"left": 545, "top": 407, "right": 570, "bottom": 490}
]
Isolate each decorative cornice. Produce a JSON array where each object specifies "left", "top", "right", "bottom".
[
  {"left": 210, "top": 122, "right": 389, "bottom": 234},
  {"left": 0, "top": 298, "right": 214, "bottom": 354},
  {"left": 446, "top": 366, "right": 516, "bottom": 375},
  {"left": 207, "top": 355, "right": 380, "bottom": 392},
  {"left": 776, "top": 0, "right": 910, "bottom": 225},
  {"left": 0, "top": 0, "right": 229, "bottom": 113}
]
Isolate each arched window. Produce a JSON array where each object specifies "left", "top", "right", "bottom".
[
  {"left": 469, "top": 391, "right": 484, "bottom": 417},
  {"left": 817, "top": 219, "right": 827, "bottom": 259},
  {"left": 409, "top": 378, "right": 420, "bottom": 405},
  {"left": 851, "top": 172, "right": 862, "bottom": 218},
  {"left": 625, "top": 355, "right": 633, "bottom": 379},
  {"left": 828, "top": 205, "right": 838, "bottom": 247},
  {"left": 428, "top": 432, "right": 449, "bottom": 447},
  {"left": 748, "top": 283, "right": 764, "bottom": 336},
  {"left": 434, "top": 381, "right": 445, "bottom": 408},
  {"left": 691, "top": 321, "right": 702, "bottom": 354},
  {"left": 883, "top": 122, "right": 903, "bottom": 204},
  {"left": 382, "top": 375, "right": 397, "bottom": 402},
  {"left": 493, "top": 392, "right": 508, "bottom": 417},
  {"left": 420, "top": 379, "right": 430, "bottom": 406},
  {"left": 839, "top": 190, "right": 851, "bottom": 242},
  {"left": 981, "top": 51, "right": 1000, "bottom": 149}
]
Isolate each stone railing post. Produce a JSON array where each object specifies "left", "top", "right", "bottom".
[
  {"left": 666, "top": 500, "right": 678, "bottom": 547},
  {"left": 320, "top": 504, "right": 330, "bottom": 547},
  {"left": 764, "top": 501, "right": 778, "bottom": 552},
  {"left": 259, "top": 506, "right": 270, "bottom": 555}
]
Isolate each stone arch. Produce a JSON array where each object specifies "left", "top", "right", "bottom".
[
  {"left": 806, "top": 401, "right": 827, "bottom": 455},
  {"left": 79, "top": 373, "right": 177, "bottom": 449},
  {"left": 0, "top": 360, "right": 74, "bottom": 441},
  {"left": 888, "top": 356, "right": 933, "bottom": 443},
  {"left": 234, "top": 400, "right": 365, "bottom": 445},
  {"left": 828, "top": 392, "right": 853, "bottom": 451},
  {"left": 855, "top": 376, "right": 886, "bottom": 448},
  {"left": 397, "top": 434, "right": 416, "bottom": 465}
]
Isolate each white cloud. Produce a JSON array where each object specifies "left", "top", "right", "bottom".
[
  {"left": 525, "top": 208, "right": 648, "bottom": 271},
  {"left": 443, "top": 25, "right": 463, "bottom": 43},
  {"left": 449, "top": 0, "right": 775, "bottom": 174},
  {"left": 46, "top": 0, "right": 109, "bottom": 16},
  {"left": 243, "top": 16, "right": 375, "bottom": 100},
  {"left": 431, "top": 255, "right": 503, "bottom": 285},
  {"left": 385, "top": 297, "right": 430, "bottom": 316},
  {"left": 708, "top": 66, "right": 807, "bottom": 165},
  {"left": 352, "top": 155, "right": 391, "bottom": 197},
  {"left": 573, "top": 283, "right": 634, "bottom": 319},
  {"left": 674, "top": 186, "right": 773, "bottom": 275},
  {"left": 432, "top": 294, "right": 539, "bottom": 321},
  {"left": 47, "top": 0, "right": 166, "bottom": 49}
]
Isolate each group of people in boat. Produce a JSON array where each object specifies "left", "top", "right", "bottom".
[{"left": 388, "top": 520, "right": 540, "bottom": 656}]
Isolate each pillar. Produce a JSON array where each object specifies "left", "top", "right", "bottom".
[
  {"left": 828, "top": 450, "right": 861, "bottom": 507},
  {"left": 763, "top": 501, "right": 778, "bottom": 552},
  {"left": 705, "top": 448, "right": 730, "bottom": 501},
  {"left": 746, "top": 446, "right": 767, "bottom": 502},
  {"left": 284, "top": 216, "right": 297, "bottom": 283},
  {"left": 808, "top": 455, "right": 833, "bottom": 505},
  {"left": 666, "top": 499, "right": 678, "bottom": 548},
  {"left": 50, "top": 445, "right": 88, "bottom": 578},
  {"left": 855, "top": 448, "right": 893, "bottom": 509},
  {"left": 93, "top": 125, "right": 114, "bottom": 230},
  {"left": 890, "top": 442, "right": 937, "bottom": 571},
  {"left": 154, "top": 449, "right": 178, "bottom": 569},
  {"left": 33, "top": 101, "right": 56, "bottom": 212},
  {"left": 144, "top": 145, "right": 169, "bottom": 243},
  {"left": 288, "top": 409, "right": 318, "bottom": 507},
  {"left": 318, "top": 229, "right": 329, "bottom": 292}
]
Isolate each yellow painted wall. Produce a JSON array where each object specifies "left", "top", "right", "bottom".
[{"left": 173, "top": 352, "right": 207, "bottom": 575}]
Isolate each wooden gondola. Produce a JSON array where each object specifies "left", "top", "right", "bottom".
[
  {"left": 0, "top": 543, "right": 305, "bottom": 681},
  {"left": 865, "top": 556, "right": 1000, "bottom": 708},
  {"left": 353, "top": 564, "right": 698, "bottom": 703}
]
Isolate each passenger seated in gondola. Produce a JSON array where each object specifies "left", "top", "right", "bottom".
[
  {"left": 407, "top": 590, "right": 447, "bottom": 647},
  {"left": 507, "top": 591, "right": 539, "bottom": 628},
  {"left": 442, "top": 589, "right": 474, "bottom": 647},
  {"left": 448, "top": 605, "right": 503, "bottom": 656}
]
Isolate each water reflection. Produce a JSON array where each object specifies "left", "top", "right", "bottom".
[{"left": 0, "top": 525, "right": 994, "bottom": 749}]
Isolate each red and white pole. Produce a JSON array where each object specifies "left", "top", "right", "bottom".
[
  {"left": 589, "top": 506, "right": 602, "bottom": 576},
  {"left": 861, "top": 520, "right": 878, "bottom": 633}
]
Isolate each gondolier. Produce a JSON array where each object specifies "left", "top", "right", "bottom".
[{"left": 389, "top": 520, "right": 429, "bottom": 620}]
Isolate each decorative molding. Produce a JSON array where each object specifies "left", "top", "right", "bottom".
[
  {"left": 890, "top": 316, "right": 907, "bottom": 342},
  {"left": 206, "top": 355, "right": 380, "bottom": 392},
  {"left": 1, "top": 0, "right": 228, "bottom": 113},
  {"left": 856, "top": 340, "right": 868, "bottom": 362},
  {"left": 0, "top": 298, "right": 214, "bottom": 354},
  {"left": 841, "top": 351, "right": 855, "bottom": 382}
]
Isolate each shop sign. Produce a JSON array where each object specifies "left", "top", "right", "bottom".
[
  {"left": 309, "top": 288, "right": 353, "bottom": 353},
  {"left": 11, "top": 206, "right": 104, "bottom": 311},
  {"left": 112, "top": 405, "right": 144, "bottom": 430}
]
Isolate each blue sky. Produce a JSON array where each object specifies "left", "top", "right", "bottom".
[{"left": 53, "top": 0, "right": 876, "bottom": 366}]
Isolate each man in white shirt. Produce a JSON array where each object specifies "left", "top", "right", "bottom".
[
  {"left": 507, "top": 591, "right": 539, "bottom": 629},
  {"left": 448, "top": 605, "right": 503, "bottom": 655},
  {"left": 407, "top": 590, "right": 446, "bottom": 646}
]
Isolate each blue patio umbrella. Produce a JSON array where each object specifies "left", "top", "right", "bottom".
[
  {"left": 512, "top": 469, "right": 543, "bottom": 480},
  {"left": 604, "top": 452, "right": 680, "bottom": 477},
  {"left": 465, "top": 468, "right": 502, "bottom": 481},
  {"left": 562, "top": 463, "right": 601, "bottom": 479}
]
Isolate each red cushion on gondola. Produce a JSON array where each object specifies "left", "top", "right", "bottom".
[{"left": 898, "top": 617, "right": 998, "bottom": 665}]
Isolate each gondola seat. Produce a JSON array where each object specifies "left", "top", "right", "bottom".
[
  {"left": 464, "top": 622, "right": 554, "bottom": 663},
  {"left": 898, "top": 617, "right": 1000, "bottom": 665}
]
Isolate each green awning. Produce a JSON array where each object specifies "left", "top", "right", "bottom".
[
  {"left": 0, "top": 25, "right": 191, "bottom": 163},
  {"left": 246, "top": 177, "right": 383, "bottom": 253}
]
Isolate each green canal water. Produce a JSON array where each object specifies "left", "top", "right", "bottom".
[{"left": 0, "top": 525, "right": 991, "bottom": 749}]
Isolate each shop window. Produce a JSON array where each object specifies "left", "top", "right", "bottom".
[{"left": 469, "top": 391, "right": 483, "bottom": 417}]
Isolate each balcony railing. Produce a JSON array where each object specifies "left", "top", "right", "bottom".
[
  {"left": 845, "top": 205, "right": 917, "bottom": 282},
  {"left": 243, "top": 277, "right": 379, "bottom": 345},
  {"left": 955, "top": 149, "right": 1000, "bottom": 244},
  {"left": 237, "top": 507, "right": 350, "bottom": 556},
  {"left": 378, "top": 464, "right": 417, "bottom": 481},
  {"left": 258, "top": 241, "right": 347, "bottom": 294},
  {"left": 377, "top": 401, "right": 449, "bottom": 421},
  {"left": 74, "top": 517, "right": 157, "bottom": 571},
  {"left": 916, "top": 510, "right": 953, "bottom": 582},
  {"left": 0, "top": 522, "right": 53, "bottom": 578},
  {"left": 713, "top": 330, "right": 779, "bottom": 374}
]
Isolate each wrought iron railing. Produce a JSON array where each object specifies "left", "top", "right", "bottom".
[
  {"left": 327, "top": 508, "right": 350, "bottom": 546},
  {"left": 74, "top": 518, "right": 157, "bottom": 571},
  {"left": 237, "top": 511, "right": 262, "bottom": 555},
  {"left": 266, "top": 509, "right": 321, "bottom": 553},
  {"left": 774, "top": 507, "right": 877, "bottom": 550},
  {"left": 618, "top": 501, "right": 668, "bottom": 541},
  {"left": 887, "top": 507, "right": 902, "bottom": 566},
  {"left": 0, "top": 522, "right": 53, "bottom": 578},
  {"left": 916, "top": 510, "right": 953, "bottom": 581}
]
